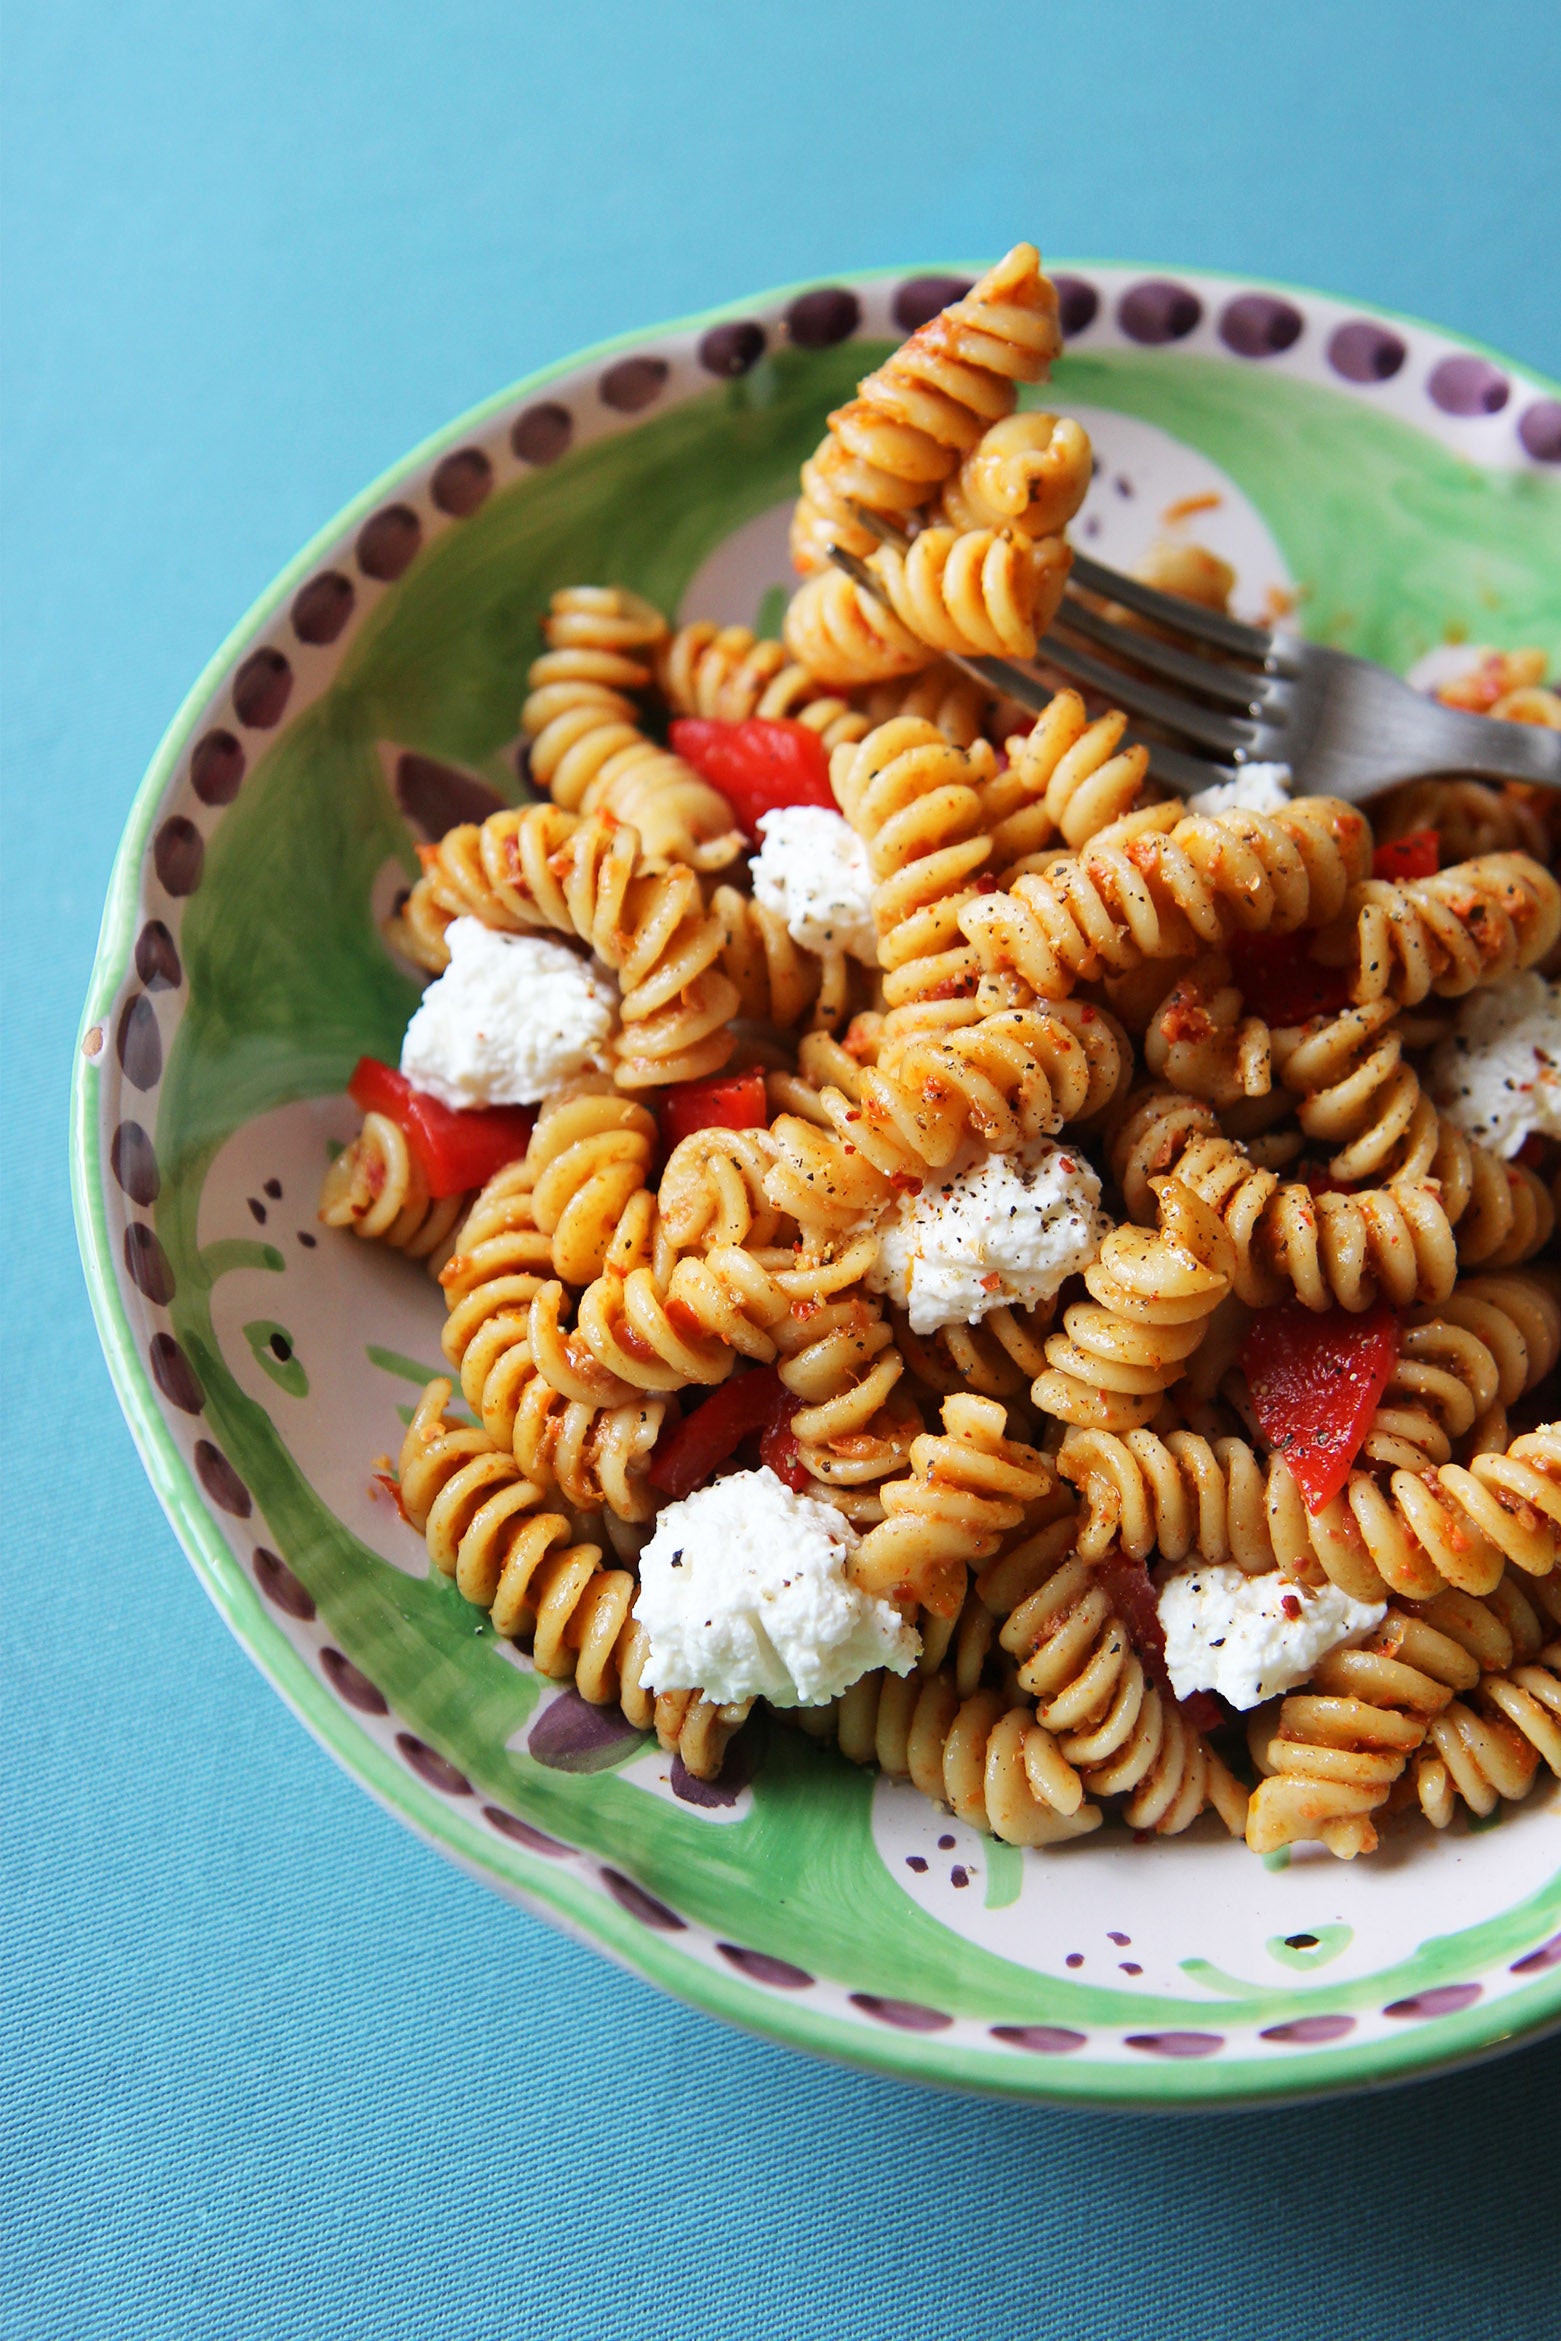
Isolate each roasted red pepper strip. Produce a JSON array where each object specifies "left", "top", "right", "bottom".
[
  {"left": 1097, "top": 1552, "right": 1227, "bottom": 1732},
  {"left": 1371, "top": 829, "right": 1440, "bottom": 882},
  {"left": 1241, "top": 1298, "right": 1400, "bottom": 1512},
  {"left": 649, "top": 1364, "right": 792, "bottom": 1499},
  {"left": 346, "top": 1056, "right": 535, "bottom": 1200},
  {"left": 1227, "top": 930, "right": 1354, "bottom": 1027},
  {"left": 658, "top": 1068, "right": 768, "bottom": 1149},
  {"left": 759, "top": 1403, "right": 811, "bottom": 1494},
  {"left": 669, "top": 715, "right": 835, "bottom": 838}
]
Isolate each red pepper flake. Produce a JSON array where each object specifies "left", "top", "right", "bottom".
[
  {"left": 1280, "top": 1592, "right": 1302, "bottom": 1621},
  {"left": 975, "top": 871, "right": 999, "bottom": 894},
  {"left": 1371, "top": 830, "right": 1440, "bottom": 882},
  {"left": 1227, "top": 930, "right": 1353, "bottom": 1027}
]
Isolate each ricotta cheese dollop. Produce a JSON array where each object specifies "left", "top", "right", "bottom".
[
  {"left": 632, "top": 1466, "right": 918, "bottom": 1707},
  {"left": 1429, "top": 971, "right": 1561, "bottom": 1157},
  {"left": 1191, "top": 761, "right": 1292, "bottom": 815},
  {"left": 1158, "top": 1564, "right": 1387, "bottom": 1712},
  {"left": 865, "top": 1138, "right": 1106, "bottom": 1336},
  {"left": 399, "top": 917, "right": 618, "bottom": 1109},
  {"left": 750, "top": 806, "right": 880, "bottom": 964}
]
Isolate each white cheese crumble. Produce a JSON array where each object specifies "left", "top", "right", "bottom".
[
  {"left": 750, "top": 806, "right": 880, "bottom": 964},
  {"left": 865, "top": 1138, "right": 1106, "bottom": 1336},
  {"left": 1158, "top": 1564, "right": 1386, "bottom": 1712},
  {"left": 1429, "top": 971, "right": 1561, "bottom": 1157},
  {"left": 1192, "top": 761, "right": 1292, "bottom": 814},
  {"left": 632, "top": 1466, "right": 917, "bottom": 1707},
  {"left": 399, "top": 917, "right": 618, "bottom": 1109}
]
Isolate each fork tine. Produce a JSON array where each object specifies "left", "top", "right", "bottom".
[
  {"left": 1035, "top": 632, "right": 1260, "bottom": 757},
  {"left": 1068, "top": 550, "right": 1275, "bottom": 659},
  {"left": 1053, "top": 594, "right": 1272, "bottom": 710}
]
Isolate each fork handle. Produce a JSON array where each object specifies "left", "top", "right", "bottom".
[{"left": 1402, "top": 697, "right": 1561, "bottom": 788}]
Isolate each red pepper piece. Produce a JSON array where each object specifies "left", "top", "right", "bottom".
[
  {"left": 1178, "top": 1689, "right": 1225, "bottom": 1735},
  {"left": 346, "top": 1056, "right": 535, "bottom": 1199},
  {"left": 658, "top": 1068, "right": 768, "bottom": 1150},
  {"left": 1097, "top": 1553, "right": 1170, "bottom": 1686},
  {"left": 1227, "top": 931, "right": 1354, "bottom": 1027},
  {"left": 1297, "top": 1160, "right": 1357, "bottom": 1197},
  {"left": 1371, "top": 829, "right": 1440, "bottom": 882},
  {"left": 648, "top": 1365, "right": 791, "bottom": 1499},
  {"left": 669, "top": 715, "right": 835, "bottom": 839},
  {"left": 759, "top": 1405, "right": 812, "bottom": 1494},
  {"left": 1241, "top": 1298, "right": 1400, "bottom": 1512}
]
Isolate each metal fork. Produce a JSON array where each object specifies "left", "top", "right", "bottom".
[{"left": 827, "top": 513, "right": 1561, "bottom": 803}]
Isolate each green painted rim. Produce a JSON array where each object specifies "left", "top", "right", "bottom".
[{"left": 72, "top": 261, "right": 1561, "bottom": 2109}]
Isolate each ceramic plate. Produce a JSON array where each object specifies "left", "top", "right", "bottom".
[{"left": 73, "top": 262, "right": 1561, "bottom": 2107}]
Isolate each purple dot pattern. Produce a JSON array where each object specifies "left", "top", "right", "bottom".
[
  {"left": 1511, "top": 1933, "right": 1561, "bottom": 1974},
  {"left": 153, "top": 817, "right": 204, "bottom": 897},
  {"left": 849, "top": 1993, "right": 953, "bottom": 2033},
  {"left": 124, "top": 1223, "right": 175, "bottom": 1304},
  {"left": 320, "top": 1647, "right": 388, "bottom": 1714},
  {"left": 1384, "top": 1983, "right": 1482, "bottom": 2020},
  {"left": 891, "top": 276, "right": 971, "bottom": 333},
  {"left": 253, "top": 1548, "right": 315, "bottom": 1622},
  {"left": 1052, "top": 274, "right": 1099, "bottom": 338},
  {"left": 1327, "top": 320, "right": 1406, "bottom": 383},
  {"left": 135, "top": 920, "right": 182, "bottom": 990},
  {"left": 1261, "top": 2015, "right": 1356, "bottom": 2046},
  {"left": 601, "top": 1869, "right": 686, "bottom": 1931},
  {"left": 194, "top": 1441, "right": 252, "bottom": 1518},
  {"left": 991, "top": 2025, "right": 1087, "bottom": 2056},
  {"left": 528, "top": 1689, "right": 645, "bottom": 1772},
  {"left": 149, "top": 1332, "right": 203, "bottom": 1413},
  {"left": 1428, "top": 355, "right": 1509, "bottom": 417},
  {"left": 482, "top": 1807, "right": 571, "bottom": 1857},
  {"left": 231, "top": 647, "right": 293, "bottom": 728},
  {"left": 291, "top": 572, "right": 355, "bottom": 646},
  {"left": 1125, "top": 2031, "right": 1224, "bottom": 2059},
  {"left": 110, "top": 1122, "right": 159, "bottom": 1205},
  {"left": 189, "top": 729, "right": 246, "bottom": 803},
  {"left": 717, "top": 1944, "right": 814, "bottom": 1990},
  {"left": 395, "top": 1733, "right": 471, "bottom": 1795},
  {"left": 1219, "top": 293, "right": 1303, "bottom": 358},
  {"left": 116, "top": 994, "right": 162, "bottom": 1088},
  {"left": 512, "top": 401, "right": 572, "bottom": 464},
  {"left": 599, "top": 357, "right": 668, "bottom": 413},
  {"left": 698, "top": 321, "right": 765, "bottom": 377},
  {"left": 669, "top": 1753, "right": 744, "bottom": 1809},
  {"left": 1517, "top": 400, "right": 1561, "bottom": 462},
  {"left": 786, "top": 287, "right": 859, "bottom": 348},
  {"left": 431, "top": 447, "right": 492, "bottom": 516},
  {"left": 357, "top": 505, "right": 422, "bottom": 581},
  {"left": 1119, "top": 279, "right": 1203, "bottom": 345}
]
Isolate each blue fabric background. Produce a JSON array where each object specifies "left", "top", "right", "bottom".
[{"left": 5, "top": 5, "right": 1560, "bottom": 2335}]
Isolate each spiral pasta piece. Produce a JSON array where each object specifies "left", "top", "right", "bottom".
[
  {"left": 657, "top": 620, "right": 872, "bottom": 751},
  {"left": 1246, "top": 1605, "right": 1483, "bottom": 1856},
  {"left": 1270, "top": 1002, "right": 1554, "bottom": 1270},
  {"left": 781, "top": 563, "right": 936, "bottom": 687},
  {"left": 959, "top": 793, "right": 1372, "bottom": 1002},
  {"left": 849, "top": 1392, "right": 1055, "bottom": 1618},
  {"left": 828, "top": 716, "right": 997, "bottom": 1016},
  {"left": 797, "top": 1664, "right": 1101, "bottom": 1846},
  {"left": 708, "top": 885, "right": 825, "bottom": 1029},
  {"left": 1142, "top": 956, "right": 1273, "bottom": 1108},
  {"left": 317, "top": 1112, "right": 468, "bottom": 1273},
  {"left": 1058, "top": 1422, "right": 1561, "bottom": 1605},
  {"left": 523, "top": 587, "right": 743, "bottom": 872},
  {"left": 893, "top": 1301, "right": 1053, "bottom": 1405},
  {"left": 935, "top": 410, "right": 1093, "bottom": 539},
  {"left": 860, "top": 662, "right": 990, "bottom": 749},
  {"left": 524, "top": 1084, "right": 659, "bottom": 1286},
  {"left": 1360, "top": 1271, "right": 1561, "bottom": 1469},
  {"left": 1413, "top": 1641, "right": 1561, "bottom": 1825},
  {"left": 656, "top": 1124, "right": 792, "bottom": 1255},
  {"left": 1109, "top": 1084, "right": 1460, "bottom": 1313},
  {"left": 401, "top": 804, "right": 742, "bottom": 1087},
  {"left": 398, "top": 1380, "right": 746, "bottom": 1774},
  {"left": 867, "top": 527, "right": 1072, "bottom": 664},
  {"left": 1030, "top": 1179, "right": 1233, "bottom": 1434},
  {"left": 790, "top": 244, "right": 1062, "bottom": 573},
  {"left": 997, "top": 1542, "right": 1249, "bottom": 1837},
  {"left": 985, "top": 689, "right": 1150, "bottom": 871},
  {"left": 1374, "top": 777, "right": 1553, "bottom": 866},
  {"left": 1334, "top": 852, "right": 1561, "bottom": 1007}
]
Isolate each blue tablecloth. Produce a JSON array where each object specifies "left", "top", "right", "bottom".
[{"left": 6, "top": 4, "right": 1559, "bottom": 2334}]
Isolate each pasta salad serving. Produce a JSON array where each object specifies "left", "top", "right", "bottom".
[{"left": 321, "top": 244, "right": 1561, "bottom": 1864}]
